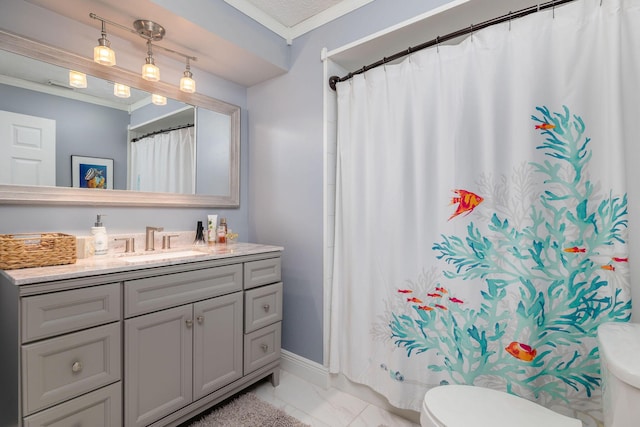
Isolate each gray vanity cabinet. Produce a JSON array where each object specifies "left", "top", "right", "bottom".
[
  {"left": 124, "top": 265, "right": 244, "bottom": 427},
  {"left": 0, "top": 247, "right": 282, "bottom": 427}
]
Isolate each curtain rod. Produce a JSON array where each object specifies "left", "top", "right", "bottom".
[
  {"left": 328, "top": 0, "right": 577, "bottom": 90},
  {"left": 131, "top": 123, "right": 194, "bottom": 142}
]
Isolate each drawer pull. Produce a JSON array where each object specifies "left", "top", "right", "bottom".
[
  {"left": 263, "top": 304, "right": 270, "bottom": 312},
  {"left": 71, "top": 361, "right": 83, "bottom": 373},
  {"left": 186, "top": 319, "right": 193, "bottom": 328},
  {"left": 197, "top": 315, "right": 204, "bottom": 324},
  {"left": 261, "top": 344, "right": 269, "bottom": 352}
]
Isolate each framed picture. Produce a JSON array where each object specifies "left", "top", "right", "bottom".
[{"left": 71, "top": 155, "right": 114, "bottom": 189}]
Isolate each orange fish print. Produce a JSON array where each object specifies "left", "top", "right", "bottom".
[
  {"left": 563, "top": 247, "right": 586, "bottom": 253},
  {"left": 417, "top": 305, "right": 434, "bottom": 311},
  {"left": 449, "top": 190, "right": 484, "bottom": 220},
  {"left": 397, "top": 289, "right": 413, "bottom": 294},
  {"left": 434, "top": 304, "right": 448, "bottom": 310},
  {"left": 601, "top": 265, "right": 615, "bottom": 271},
  {"left": 505, "top": 342, "right": 537, "bottom": 362},
  {"left": 449, "top": 297, "right": 464, "bottom": 304},
  {"left": 427, "top": 293, "right": 442, "bottom": 298},
  {"left": 407, "top": 297, "right": 423, "bottom": 303},
  {"left": 535, "top": 123, "right": 555, "bottom": 130},
  {"left": 435, "top": 287, "right": 448, "bottom": 294},
  {"left": 612, "top": 257, "right": 628, "bottom": 263}
]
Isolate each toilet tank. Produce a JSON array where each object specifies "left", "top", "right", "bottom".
[{"left": 597, "top": 322, "right": 640, "bottom": 427}]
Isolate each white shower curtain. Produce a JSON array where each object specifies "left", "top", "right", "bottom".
[
  {"left": 330, "top": 0, "right": 639, "bottom": 424},
  {"left": 130, "top": 126, "right": 195, "bottom": 194}
]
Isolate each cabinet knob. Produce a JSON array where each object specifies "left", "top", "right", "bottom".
[
  {"left": 71, "top": 361, "right": 83, "bottom": 373},
  {"left": 263, "top": 304, "right": 270, "bottom": 312},
  {"left": 261, "top": 344, "right": 269, "bottom": 352},
  {"left": 197, "top": 315, "right": 204, "bottom": 324},
  {"left": 186, "top": 319, "right": 193, "bottom": 328}
]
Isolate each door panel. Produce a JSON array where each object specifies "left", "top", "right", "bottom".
[{"left": 0, "top": 110, "right": 55, "bottom": 186}]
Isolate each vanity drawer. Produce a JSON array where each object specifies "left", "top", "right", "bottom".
[
  {"left": 244, "top": 257, "right": 281, "bottom": 290},
  {"left": 23, "top": 382, "right": 121, "bottom": 427},
  {"left": 244, "top": 322, "right": 281, "bottom": 374},
  {"left": 21, "top": 283, "right": 121, "bottom": 342},
  {"left": 124, "top": 264, "right": 242, "bottom": 317},
  {"left": 244, "top": 282, "right": 283, "bottom": 333},
  {"left": 22, "top": 322, "right": 121, "bottom": 415}
]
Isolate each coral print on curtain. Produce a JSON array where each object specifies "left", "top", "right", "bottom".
[{"left": 329, "top": 0, "right": 639, "bottom": 426}]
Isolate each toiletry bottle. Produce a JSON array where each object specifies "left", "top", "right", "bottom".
[
  {"left": 91, "top": 214, "right": 108, "bottom": 256},
  {"left": 217, "top": 218, "right": 227, "bottom": 244},
  {"left": 207, "top": 214, "right": 218, "bottom": 245},
  {"left": 194, "top": 221, "right": 206, "bottom": 246}
]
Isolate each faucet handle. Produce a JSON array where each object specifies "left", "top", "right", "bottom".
[
  {"left": 115, "top": 237, "right": 135, "bottom": 253},
  {"left": 162, "top": 234, "right": 179, "bottom": 249}
]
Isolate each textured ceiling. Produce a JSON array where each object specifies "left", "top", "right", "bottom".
[{"left": 244, "top": 0, "right": 344, "bottom": 27}]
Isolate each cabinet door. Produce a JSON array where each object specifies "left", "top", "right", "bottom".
[
  {"left": 193, "top": 292, "right": 243, "bottom": 400},
  {"left": 125, "top": 305, "right": 193, "bottom": 427}
]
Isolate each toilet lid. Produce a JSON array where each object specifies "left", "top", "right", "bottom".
[{"left": 423, "top": 385, "right": 582, "bottom": 427}]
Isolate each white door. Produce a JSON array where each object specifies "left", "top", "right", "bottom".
[{"left": 0, "top": 110, "right": 56, "bottom": 186}]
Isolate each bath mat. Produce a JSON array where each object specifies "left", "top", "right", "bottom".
[{"left": 185, "top": 392, "right": 310, "bottom": 427}]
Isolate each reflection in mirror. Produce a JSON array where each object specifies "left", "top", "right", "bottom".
[{"left": 0, "top": 30, "right": 240, "bottom": 207}]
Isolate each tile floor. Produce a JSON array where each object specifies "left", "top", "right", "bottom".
[{"left": 250, "top": 369, "right": 420, "bottom": 427}]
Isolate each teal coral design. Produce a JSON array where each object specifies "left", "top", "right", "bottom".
[{"left": 389, "top": 106, "right": 631, "bottom": 405}]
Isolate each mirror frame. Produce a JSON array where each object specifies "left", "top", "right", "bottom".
[{"left": 0, "top": 30, "right": 240, "bottom": 207}]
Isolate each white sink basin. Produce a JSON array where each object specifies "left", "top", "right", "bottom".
[{"left": 120, "top": 250, "right": 208, "bottom": 264}]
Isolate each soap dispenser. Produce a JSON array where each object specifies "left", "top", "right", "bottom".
[{"left": 92, "top": 214, "right": 108, "bottom": 256}]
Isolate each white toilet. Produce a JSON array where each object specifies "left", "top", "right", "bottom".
[
  {"left": 597, "top": 322, "right": 640, "bottom": 427},
  {"left": 420, "top": 322, "right": 640, "bottom": 427},
  {"left": 420, "top": 384, "right": 581, "bottom": 427}
]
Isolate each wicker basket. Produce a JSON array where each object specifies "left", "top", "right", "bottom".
[{"left": 0, "top": 233, "right": 77, "bottom": 270}]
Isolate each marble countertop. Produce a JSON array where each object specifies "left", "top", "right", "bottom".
[{"left": 1, "top": 242, "right": 283, "bottom": 286}]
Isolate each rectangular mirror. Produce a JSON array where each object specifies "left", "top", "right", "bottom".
[{"left": 0, "top": 30, "right": 240, "bottom": 207}]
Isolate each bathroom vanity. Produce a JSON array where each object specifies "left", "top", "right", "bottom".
[{"left": 0, "top": 243, "right": 283, "bottom": 427}]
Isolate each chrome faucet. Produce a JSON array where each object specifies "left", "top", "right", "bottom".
[{"left": 145, "top": 226, "right": 164, "bottom": 251}]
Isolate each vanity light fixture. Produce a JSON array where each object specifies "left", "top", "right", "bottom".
[
  {"left": 180, "top": 58, "right": 196, "bottom": 93},
  {"left": 89, "top": 13, "right": 197, "bottom": 92},
  {"left": 151, "top": 94, "right": 167, "bottom": 105},
  {"left": 113, "top": 83, "right": 131, "bottom": 98},
  {"left": 93, "top": 19, "right": 116, "bottom": 66},
  {"left": 68, "top": 70, "right": 87, "bottom": 88}
]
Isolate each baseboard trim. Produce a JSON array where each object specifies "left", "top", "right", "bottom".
[{"left": 280, "top": 349, "right": 330, "bottom": 388}]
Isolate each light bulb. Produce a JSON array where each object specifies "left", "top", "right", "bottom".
[
  {"left": 180, "top": 71, "right": 196, "bottom": 93},
  {"left": 142, "top": 62, "right": 160, "bottom": 82},
  {"left": 69, "top": 70, "right": 87, "bottom": 88},
  {"left": 152, "top": 94, "right": 167, "bottom": 105},
  {"left": 113, "top": 83, "right": 130, "bottom": 98}
]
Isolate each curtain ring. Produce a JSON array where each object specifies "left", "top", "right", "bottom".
[
  {"left": 436, "top": 36, "right": 440, "bottom": 53},
  {"left": 508, "top": 11, "right": 512, "bottom": 30},
  {"left": 470, "top": 24, "right": 474, "bottom": 41}
]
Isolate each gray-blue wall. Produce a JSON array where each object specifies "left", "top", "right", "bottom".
[{"left": 247, "top": 0, "right": 452, "bottom": 363}]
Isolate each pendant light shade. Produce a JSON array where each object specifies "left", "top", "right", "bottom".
[
  {"left": 113, "top": 83, "right": 130, "bottom": 98},
  {"left": 151, "top": 94, "right": 167, "bottom": 105},
  {"left": 142, "top": 62, "right": 160, "bottom": 81},
  {"left": 69, "top": 70, "right": 87, "bottom": 88}
]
